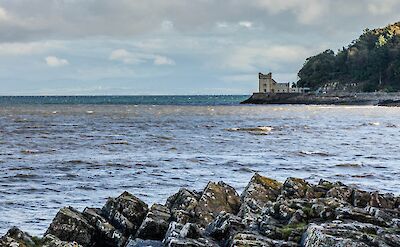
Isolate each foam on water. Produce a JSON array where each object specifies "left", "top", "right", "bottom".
[{"left": 0, "top": 99, "right": 400, "bottom": 236}]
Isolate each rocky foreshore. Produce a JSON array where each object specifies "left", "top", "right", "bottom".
[
  {"left": 1, "top": 174, "right": 400, "bottom": 247},
  {"left": 241, "top": 92, "right": 400, "bottom": 106}
]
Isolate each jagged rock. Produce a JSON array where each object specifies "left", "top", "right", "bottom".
[
  {"left": 135, "top": 204, "right": 171, "bottom": 240},
  {"left": 180, "top": 223, "right": 203, "bottom": 239},
  {"left": 280, "top": 178, "right": 310, "bottom": 199},
  {"left": 0, "top": 227, "right": 36, "bottom": 247},
  {"left": 239, "top": 174, "right": 282, "bottom": 226},
  {"left": 229, "top": 232, "right": 297, "bottom": 247},
  {"left": 163, "top": 221, "right": 218, "bottom": 247},
  {"left": 326, "top": 186, "right": 353, "bottom": 203},
  {"left": 124, "top": 237, "right": 163, "bottom": 247},
  {"left": 195, "top": 182, "right": 241, "bottom": 226},
  {"left": 102, "top": 191, "right": 148, "bottom": 236},
  {"left": 369, "top": 192, "right": 396, "bottom": 209},
  {"left": 83, "top": 207, "right": 126, "bottom": 246},
  {"left": 353, "top": 189, "right": 371, "bottom": 207},
  {"left": 166, "top": 188, "right": 201, "bottom": 224},
  {"left": 206, "top": 212, "right": 245, "bottom": 242},
  {"left": 335, "top": 206, "right": 390, "bottom": 227},
  {"left": 42, "top": 234, "right": 83, "bottom": 247},
  {"left": 45, "top": 206, "right": 95, "bottom": 246},
  {"left": 302, "top": 221, "right": 400, "bottom": 247}
]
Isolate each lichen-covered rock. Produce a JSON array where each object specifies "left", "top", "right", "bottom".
[
  {"left": 102, "top": 191, "right": 148, "bottom": 236},
  {"left": 206, "top": 212, "right": 245, "bottom": 242},
  {"left": 352, "top": 189, "right": 371, "bottom": 208},
  {"left": 195, "top": 182, "right": 241, "bottom": 226},
  {"left": 135, "top": 204, "right": 171, "bottom": 240},
  {"left": 229, "top": 232, "right": 297, "bottom": 247},
  {"left": 281, "top": 178, "right": 310, "bottom": 199},
  {"left": 124, "top": 237, "right": 163, "bottom": 247},
  {"left": 326, "top": 186, "right": 353, "bottom": 203},
  {"left": 302, "top": 221, "right": 400, "bottom": 247},
  {"left": 239, "top": 174, "right": 282, "bottom": 226},
  {"left": 163, "top": 221, "right": 218, "bottom": 247},
  {"left": 83, "top": 207, "right": 126, "bottom": 247},
  {"left": 166, "top": 188, "right": 201, "bottom": 224},
  {"left": 42, "top": 234, "right": 83, "bottom": 247},
  {"left": 45, "top": 206, "right": 95, "bottom": 246},
  {"left": 369, "top": 192, "right": 396, "bottom": 209},
  {"left": 0, "top": 227, "right": 36, "bottom": 247}
]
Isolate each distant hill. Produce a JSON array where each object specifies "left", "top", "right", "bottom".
[{"left": 297, "top": 22, "right": 400, "bottom": 92}]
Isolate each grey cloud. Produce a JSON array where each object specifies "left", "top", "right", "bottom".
[{"left": 0, "top": 0, "right": 399, "bottom": 42}]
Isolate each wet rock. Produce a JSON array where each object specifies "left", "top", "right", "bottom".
[
  {"left": 125, "top": 237, "right": 163, "bottom": 247},
  {"left": 229, "top": 232, "right": 297, "bottom": 247},
  {"left": 0, "top": 227, "right": 36, "bottom": 247},
  {"left": 45, "top": 206, "right": 95, "bottom": 246},
  {"left": 302, "top": 221, "right": 400, "bottom": 247},
  {"left": 281, "top": 178, "right": 310, "bottom": 199},
  {"left": 206, "top": 212, "right": 245, "bottom": 242},
  {"left": 102, "top": 191, "right": 148, "bottom": 236},
  {"left": 135, "top": 204, "right": 171, "bottom": 240},
  {"left": 195, "top": 182, "right": 241, "bottom": 226},
  {"left": 166, "top": 188, "right": 201, "bottom": 224},
  {"left": 180, "top": 223, "right": 203, "bottom": 239},
  {"left": 83, "top": 207, "right": 126, "bottom": 247},
  {"left": 239, "top": 174, "right": 282, "bottom": 226}
]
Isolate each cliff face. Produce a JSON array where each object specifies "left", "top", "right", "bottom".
[{"left": 298, "top": 22, "right": 400, "bottom": 92}]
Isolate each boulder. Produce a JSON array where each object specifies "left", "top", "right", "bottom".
[
  {"left": 352, "top": 189, "right": 371, "bottom": 208},
  {"left": 206, "top": 212, "right": 245, "bottom": 242},
  {"left": 281, "top": 178, "right": 310, "bottom": 199},
  {"left": 83, "top": 207, "right": 126, "bottom": 246},
  {"left": 326, "top": 186, "right": 354, "bottom": 204},
  {"left": 195, "top": 182, "right": 241, "bottom": 226},
  {"left": 42, "top": 234, "right": 83, "bottom": 247},
  {"left": 124, "top": 237, "right": 163, "bottom": 247},
  {"left": 369, "top": 192, "right": 396, "bottom": 209},
  {"left": 135, "top": 204, "right": 171, "bottom": 240},
  {"left": 229, "top": 232, "right": 297, "bottom": 247},
  {"left": 239, "top": 174, "right": 282, "bottom": 226},
  {"left": 0, "top": 227, "right": 37, "bottom": 247},
  {"left": 102, "top": 191, "right": 148, "bottom": 236},
  {"left": 163, "top": 222, "right": 218, "bottom": 247},
  {"left": 302, "top": 221, "right": 400, "bottom": 247},
  {"left": 166, "top": 188, "right": 201, "bottom": 224},
  {"left": 45, "top": 206, "right": 95, "bottom": 246}
]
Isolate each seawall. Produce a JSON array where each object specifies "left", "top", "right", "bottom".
[{"left": 241, "top": 92, "right": 400, "bottom": 105}]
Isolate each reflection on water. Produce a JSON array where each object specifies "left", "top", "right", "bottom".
[{"left": 0, "top": 104, "right": 400, "bottom": 235}]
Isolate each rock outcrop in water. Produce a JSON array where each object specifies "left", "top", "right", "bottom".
[{"left": 1, "top": 174, "right": 400, "bottom": 246}]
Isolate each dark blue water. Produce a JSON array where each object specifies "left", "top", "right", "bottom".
[{"left": 0, "top": 95, "right": 250, "bottom": 106}]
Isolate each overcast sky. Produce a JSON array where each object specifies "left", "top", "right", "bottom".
[{"left": 0, "top": 0, "right": 399, "bottom": 95}]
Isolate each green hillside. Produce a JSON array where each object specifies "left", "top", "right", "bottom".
[{"left": 297, "top": 22, "right": 400, "bottom": 92}]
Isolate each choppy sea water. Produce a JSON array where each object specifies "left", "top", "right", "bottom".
[{"left": 1, "top": 95, "right": 400, "bottom": 236}]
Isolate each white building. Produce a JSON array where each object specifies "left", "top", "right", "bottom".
[{"left": 259, "top": 72, "right": 308, "bottom": 93}]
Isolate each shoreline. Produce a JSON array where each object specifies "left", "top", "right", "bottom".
[
  {"left": 241, "top": 92, "right": 400, "bottom": 106},
  {"left": 2, "top": 173, "right": 399, "bottom": 247}
]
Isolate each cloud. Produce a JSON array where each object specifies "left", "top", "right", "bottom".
[
  {"left": 45, "top": 56, "right": 69, "bottom": 67},
  {"left": 238, "top": 21, "right": 253, "bottom": 28},
  {"left": 109, "top": 49, "right": 175, "bottom": 66},
  {"left": 154, "top": 55, "right": 175, "bottom": 65},
  {"left": 367, "top": 0, "right": 399, "bottom": 15},
  {"left": 0, "top": 41, "right": 62, "bottom": 55}
]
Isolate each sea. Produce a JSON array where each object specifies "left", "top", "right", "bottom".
[{"left": 1, "top": 95, "right": 400, "bottom": 236}]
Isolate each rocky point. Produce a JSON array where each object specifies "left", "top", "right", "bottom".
[{"left": 1, "top": 173, "right": 400, "bottom": 247}]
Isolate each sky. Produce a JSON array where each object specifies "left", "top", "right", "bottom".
[{"left": 0, "top": 0, "right": 400, "bottom": 95}]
